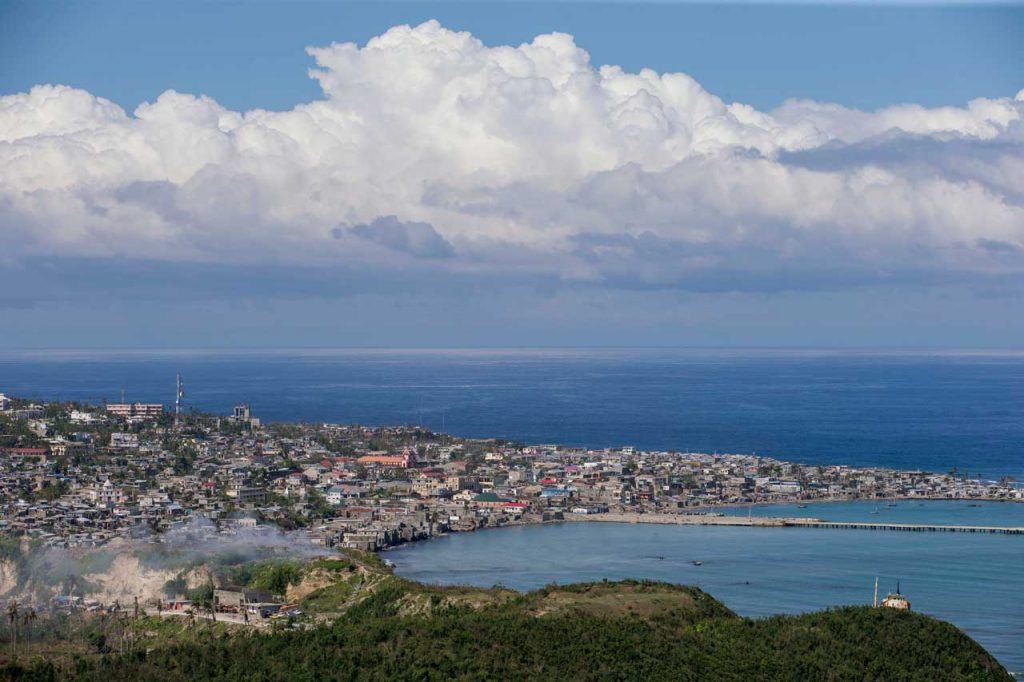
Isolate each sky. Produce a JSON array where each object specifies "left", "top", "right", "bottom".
[{"left": 1, "top": 0, "right": 1023, "bottom": 348}]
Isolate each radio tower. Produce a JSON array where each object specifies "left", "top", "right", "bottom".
[{"left": 175, "top": 373, "right": 185, "bottom": 428}]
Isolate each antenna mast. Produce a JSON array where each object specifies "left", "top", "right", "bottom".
[
  {"left": 175, "top": 373, "right": 185, "bottom": 428},
  {"left": 873, "top": 577, "right": 878, "bottom": 608}
]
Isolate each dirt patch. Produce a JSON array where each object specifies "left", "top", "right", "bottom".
[
  {"left": 286, "top": 568, "right": 340, "bottom": 602},
  {"left": 530, "top": 584, "right": 698, "bottom": 619}
]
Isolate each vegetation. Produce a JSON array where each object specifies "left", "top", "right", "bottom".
[
  {"left": 0, "top": 575, "right": 1009, "bottom": 681},
  {"left": 246, "top": 561, "right": 303, "bottom": 595},
  {"left": 297, "top": 578, "right": 355, "bottom": 613}
]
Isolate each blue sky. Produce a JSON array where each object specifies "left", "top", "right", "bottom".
[
  {"left": 3, "top": 1, "right": 1022, "bottom": 112},
  {"left": 1, "top": 1, "right": 1023, "bottom": 348}
]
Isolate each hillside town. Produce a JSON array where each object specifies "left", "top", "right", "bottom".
[{"left": 0, "top": 390, "right": 1020, "bottom": 553}]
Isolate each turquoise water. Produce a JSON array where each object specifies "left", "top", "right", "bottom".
[{"left": 389, "top": 501, "right": 1024, "bottom": 673}]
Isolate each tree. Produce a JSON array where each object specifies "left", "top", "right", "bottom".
[
  {"left": 21, "top": 608, "right": 35, "bottom": 658},
  {"left": 86, "top": 631, "right": 108, "bottom": 654},
  {"left": 6, "top": 601, "right": 18, "bottom": 660}
]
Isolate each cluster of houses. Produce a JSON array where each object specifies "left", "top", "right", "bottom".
[{"left": 0, "top": 391, "right": 1020, "bottom": 554}]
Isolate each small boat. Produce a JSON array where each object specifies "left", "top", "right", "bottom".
[
  {"left": 797, "top": 504, "right": 808, "bottom": 509},
  {"left": 691, "top": 560, "right": 703, "bottom": 566}
]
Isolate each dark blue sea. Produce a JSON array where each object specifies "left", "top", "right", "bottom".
[{"left": 1, "top": 347, "right": 1021, "bottom": 479}]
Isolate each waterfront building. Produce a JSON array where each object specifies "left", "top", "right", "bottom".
[{"left": 881, "top": 582, "right": 911, "bottom": 610}]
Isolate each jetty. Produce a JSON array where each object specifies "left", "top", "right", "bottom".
[
  {"left": 569, "top": 512, "right": 1024, "bottom": 535},
  {"left": 783, "top": 518, "right": 1024, "bottom": 535}
]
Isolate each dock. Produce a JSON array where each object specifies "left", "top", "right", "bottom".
[
  {"left": 568, "top": 512, "right": 1024, "bottom": 535},
  {"left": 782, "top": 519, "right": 1024, "bottom": 535},
  {"left": 570, "top": 512, "right": 787, "bottom": 527}
]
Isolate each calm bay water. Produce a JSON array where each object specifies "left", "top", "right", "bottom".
[
  {"left": 0, "top": 347, "right": 1022, "bottom": 479},
  {"left": 389, "top": 502, "right": 1024, "bottom": 673}
]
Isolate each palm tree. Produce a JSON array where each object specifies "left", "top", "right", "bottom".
[
  {"left": 6, "top": 601, "right": 18, "bottom": 660},
  {"left": 27, "top": 609, "right": 36, "bottom": 658},
  {"left": 21, "top": 608, "right": 35, "bottom": 658}
]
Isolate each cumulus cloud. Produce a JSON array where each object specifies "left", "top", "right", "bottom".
[{"left": 0, "top": 20, "right": 1022, "bottom": 292}]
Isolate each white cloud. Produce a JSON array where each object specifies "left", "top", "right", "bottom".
[{"left": 0, "top": 20, "right": 1022, "bottom": 291}]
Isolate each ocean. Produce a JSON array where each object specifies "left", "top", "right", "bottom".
[
  {"left": 0, "top": 347, "right": 1021, "bottom": 479},
  {"left": 388, "top": 501, "right": 1024, "bottom": 674}
]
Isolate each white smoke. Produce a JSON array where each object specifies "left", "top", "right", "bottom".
[{"left": 3, "top": 517, "right": 331, "bottom": 605}]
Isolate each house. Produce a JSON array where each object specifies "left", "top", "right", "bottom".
[
  {"left": 226, "top": 484, "right": 266, "bottom": 504},
  {"left": 109, "top": 432, "right": 140, "bottom": 449},
  {"left": 412, "top": 476, "right": 449, "bottom": 498},
  {"left": 325, "top": 486, "right": 345, "bottom": 505},
  {"left": 69, "top": 410, "right": 99, "bottom": 424},
  {"left": 303, "top": 465, "right": 326, "bottom": 482},
  {"left": 214, "top": 587, "right": 276, "bottom": 614},
  {"left": 570, "top": 504, "right": 608, "bottom": 515},
  {"left": 86, "top": 480, "right": 124, "bottom": 505},
  {"left": 472, "top": 492, "right": 512, "bottom": 509}
]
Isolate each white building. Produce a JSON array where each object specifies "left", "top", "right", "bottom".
[
  {"left": 88, "top": 480, "right": 123, "bottom": 505},
  {"left": 107, "top": 403, "right": 163, "bottom": 419},
  {"left": 109, "top": 432, "right": 140, "bottom": 449}
]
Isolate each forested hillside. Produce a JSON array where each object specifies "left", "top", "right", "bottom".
[{"left": 4, "top": 577, "right": 1010, "bottom": 681}]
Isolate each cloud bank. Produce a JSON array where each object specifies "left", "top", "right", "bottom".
[{"left": 1, "top": 20, "right": 1023, "bottom": 293}]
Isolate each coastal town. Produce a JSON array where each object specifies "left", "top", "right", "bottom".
[{"left": 1, "top": 388, "right": 1020, "bottom": 555}]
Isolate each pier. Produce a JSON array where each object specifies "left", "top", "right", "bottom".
[
  {"left": 783, "top": 519, "right": 1024, "bottom": 535},
  {"left": 569, "top": 512, "right": 1024, "bottom": 535}
]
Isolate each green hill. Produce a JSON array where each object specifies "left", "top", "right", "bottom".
[{"left": 6, "top": 573, "right": 1010, "bottom": 681}]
